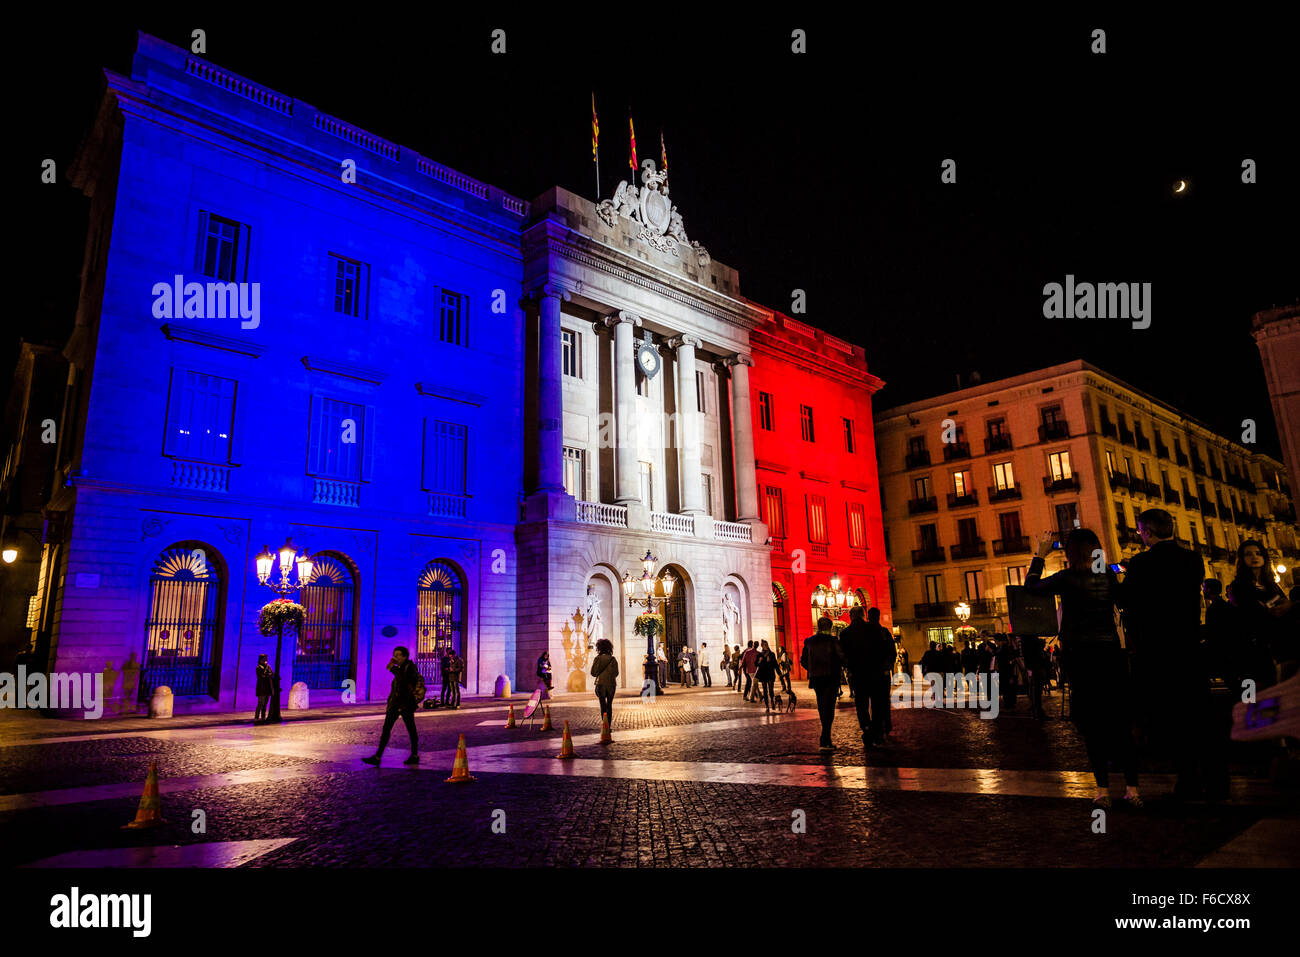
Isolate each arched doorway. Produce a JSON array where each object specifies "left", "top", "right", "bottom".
[
  {"left": 141, "top": 544, "right": 223, "bottom": 701},
  {"left": 771, "top": 583, "right": 788, "bottom": 654},
  {"left": 416, "top": 560, "right": 464, "bottom": 693},
  {"left": 661, "top": 564, "right": 689, "bottom": 683},
  {"left": 295, "top": 552, "right": 357, "bottom": 689}
]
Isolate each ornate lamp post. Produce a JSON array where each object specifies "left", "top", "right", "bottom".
[
  {"left": 954, "top": 600, "right": 972, "bottom": 649},
  {"left": 255, "top": 538, "right": 313, "bottom": 723},
  {"left": 812, "top": 572, "right": 858, "bottom": 625},
  {"left": 623, "top": 549, "right": 675, "bottom": 694}
]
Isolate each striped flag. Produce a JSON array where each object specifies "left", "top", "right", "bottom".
[
  {"left": 660, "top": 129, "right": 668, "bottom": 177},
  {"left": 591, "top": 93, "right": 599, "bottom": 160},
  {"left": 629, "top": 114, "right": 638, "bottom": 173}
]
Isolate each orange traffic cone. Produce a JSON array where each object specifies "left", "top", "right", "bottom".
[
  {"left": 599, "top": 714, "right": 613, "bottom": 745},
  {"left": 557, "top": 720, "right": 575, "bottom": 760},
  {"left": 445, "top": 733, "right": 476, "bottom": 783},
  {"left": 539, "top": 705, "right": 553, "bottom": 731},
  {"left": 504, "top": 705, "right": 516, "bottom": 729},
  {"left": 122, "top": 759, "right": 166, "bottom": 829}
]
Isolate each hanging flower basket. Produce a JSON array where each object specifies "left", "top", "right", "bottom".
[
  {"left": 634, "top": 613, "right": 665, "bottom": 639},
  {"left": 258, "top": 599, "right": 306, "bottom": 636}
]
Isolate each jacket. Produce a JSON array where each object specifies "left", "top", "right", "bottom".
[
  {"left": 1024, "top": 556, "right": 1122, "bottom": 646},
  {"left": 255, "top": 662, "right": 275, "bottom": 696},
  {"left": 386, "top": 658, "right": 425, "bottom": 709},
  {"left": 837, "top": 620, "right": 873, "bottom": 675},
  {"left": 755, "top": 651, "right": 777, "bottom": 681},
  {"left": 590, "top": 652, "right": 619, "bottom": 692},
  {"left": 800, "top": 632, "right": 844, "bottom": 680},
  {"left": 1118, "top": 539, "right": 1205, "bottom": 653},
  {"left": 742, "top": 648, "right": 758, "bottom": 673}
]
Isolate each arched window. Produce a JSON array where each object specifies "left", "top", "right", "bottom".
[
  {"left": 295, "top": 553, "right": 357, "bottom": 690},
  {"left": 771, "top": 583, "right": 788, "bottom": 653},
  {"left": 416, "top": 561, "right": 464, "bottom": 689},
  {"left": 142, "top": 545, "right": 222, "bottom": 700}
]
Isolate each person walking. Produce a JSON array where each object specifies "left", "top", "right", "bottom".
[
  {"left": 362, "top": 646, "right": 425, "bottom": 766},
  {"left": 756, "top": 640, "right": 778, "bottom": 712},
  {"left": 732, "top": 646, "right": 744, "bottom": 692},
  {"left": 440, "top": 647, "right": 454, "bottom": 706},
  {"left": 253, "top": 654, "right": 274, "bottom": 724},
  {"left": 445, "top": 651, "right": 463, "bottom": 708},
  {"left": 1024, "top": 529, "right": 1142, "bottom": 809},
  {"left": 867, "top": 610, "right": 897, "bottom": 739},
  {"left": 590, "top": 638, "right": 619, "bottom": 727},
  {"left": 801, "top": 617, "right": 846, "bottom": 751},
  {"left": 689, "top": 646, "right": 701, "bottom": 686},
  {"left": 1121, "top": 507, "right": 1222, "bottom": 802},
  {"left": 700, "top": 642, "right": 712, "bottom": 687},
  {"left": 837, "top": 607, "right": 875, "bottom": 745},
  {"left": 742, "top": 641, "right": 759, "bottom": 700},
  {"left": 777, "top": 646, "right": 793, "bottom": 693}
]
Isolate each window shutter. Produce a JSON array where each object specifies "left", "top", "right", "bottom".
[
  {"left": 306, "top": 395, "right": 322, "bottom": 475},
  {"left": 239, "top": 223, "right": 252, "bottom": 281},
  {"left": 194, "top": 211, "right": 209, "bottom": 273},
  {"left": 431, "top": 285, "right": 442, "bottom": 341},
  {"left": 361, "top": 404, "right": 376, "bottom": 482}
]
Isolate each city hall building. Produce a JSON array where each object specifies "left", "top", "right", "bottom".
[{"left": 3, "top": 33, "right": 892, "bottom": 715}]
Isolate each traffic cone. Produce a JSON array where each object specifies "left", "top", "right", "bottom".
[
  {"left": 504, "top": 705, "right": 516, "bottom": 729},
  {"left": 445, "top": 733, "right": 476, "bottom": 783},
  {"left": 539, "top": 705, "right": 552, "bottom": 731},
  {"left": 600, "top": 714, "right": 613, "bottom": 745},
  {"left": 122, "top": 759, "right": 166, "bottom": 829},
  {"left": 557, "top": 720, "right": 575, "bottom": 759}
]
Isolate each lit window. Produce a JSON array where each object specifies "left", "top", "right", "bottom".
[{"left": 562, "top": 329, "right": 580, "bottom": 378}]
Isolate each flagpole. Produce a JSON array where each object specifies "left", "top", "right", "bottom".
[{"left": 592, "top": 92, "right": 601, "bottom": 200}]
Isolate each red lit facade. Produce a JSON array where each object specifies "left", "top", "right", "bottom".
[{"left": 747, "top": 309, "right": 891, "bottom": 678}]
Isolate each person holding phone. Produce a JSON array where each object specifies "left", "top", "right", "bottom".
[
  {"left": 1024, "top": 527, "right": 1142, "bottom": 809},
  {"left": 1227, "top": 539, "right": 1295, "bottom": 684},
  {"left": 362, "top": 646, "right": 425, "bottom": 766}
]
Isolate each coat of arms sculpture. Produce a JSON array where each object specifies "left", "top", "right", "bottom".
[{"left": 595, "top": 159, "right": 711, "bottom": 266}]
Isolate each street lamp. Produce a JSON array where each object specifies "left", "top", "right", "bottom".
[
  {"left": 255, "top": 538, "right": 313, "bottom": 722},
  {"left": 813, "top": 573, "right": 858, "bottom": 623},
  {"left": 623, "top": 549, "right": 675, "bottom": 694}
]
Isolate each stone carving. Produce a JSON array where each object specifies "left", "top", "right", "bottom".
[
  {"left": 141, "top": 517, "right": 174, "bottom": 540},
  {"left": 220, "top": 523, "right": 244, "bottom": 544},
  {"left": 722, "top": 591, "right": 741, "bottom": 645},
  {"left": 595, "top": 159, "right": 710, "bottom": 263},
  {"left": 352, "top": 532, "right": 373, "bottom": 555},
  {"left": 582, "top": 584, "right": 604, "bottom": 649}
]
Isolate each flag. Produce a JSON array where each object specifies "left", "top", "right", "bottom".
[
  {"left": 660, "top": 129, "right": 668, "bottom": 177},
  {"left": 591, "top": 93, "right": 599, "bottom": 160},
  {"left": 629, "top": 114, "right": 638, "bottom": 173}
]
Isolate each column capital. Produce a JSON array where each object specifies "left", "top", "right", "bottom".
[
  {"left": 522, "top": 282, "right": 572, "bottom": 306},
  {"left": 600, "top": 310, "right": 642, "bottom": 330},
  {"left": 666, "top": 334, "right": 702, "bottom": 352},
  {"left": 726, "top": 353, "right": 754, "bottom": 368}
]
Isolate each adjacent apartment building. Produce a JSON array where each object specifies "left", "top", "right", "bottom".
[{"left": 875, "top": 360, "right": 1297, "bottom": 662}]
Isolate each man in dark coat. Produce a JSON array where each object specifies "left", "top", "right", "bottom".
[
  {"left": 801, "top": 617, "right": 846, "bottom": 751},
  {"left": 1121, "top": 507, "right": 1223, "bottom": 800},
  {"left": 837, "top": 607, "right": 875, "bottom": 745},
  {"left": 439, "top": 648, "right": 454, "bottom": 706},
  {"left": 363, "top": 646, "right": 425, "bottom": 765}
]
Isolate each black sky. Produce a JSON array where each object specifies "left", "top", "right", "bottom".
[{"left": 18, "top": 10, "right": 1298, "bottom": 458}]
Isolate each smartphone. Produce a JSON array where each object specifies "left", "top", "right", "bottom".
[{"left": 1108, "top": 563, "right": 1124, "bottom": 574}]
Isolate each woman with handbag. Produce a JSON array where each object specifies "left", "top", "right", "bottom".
[
  {"left": 1024, "top": 528, "right": 1143, "bottom": 810},
  {"left": 590, "top": 639, "right": 619, "bottom": 727}
]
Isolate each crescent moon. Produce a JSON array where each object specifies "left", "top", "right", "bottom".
[{"left": 1174, "top": 180, "right": 1187, "bottom": 193}]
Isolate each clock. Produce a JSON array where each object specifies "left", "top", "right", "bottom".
[{"left": 637, "top": 342, "right": 661, "bottom": 379}]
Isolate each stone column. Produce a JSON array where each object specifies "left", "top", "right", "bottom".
[
  {"left": 671, "top": 335, "right": 704, "bottom": 514},
  {"left": 608, "top": 311, "right": 641, "bottom": 504},
  {"left": 535, "top": 283, "right": 570, "bottom": 494},
  {"left": 727, "top": 354, "right": 761, "bottom": 521}
]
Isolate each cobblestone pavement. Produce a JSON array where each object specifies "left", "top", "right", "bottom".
[{"left": 2, "top": 685, "right": 1296, "bottom": 868}]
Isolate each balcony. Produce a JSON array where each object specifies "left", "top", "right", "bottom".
[
  {"left": 984, "top": 433, "right": 1014, "bottom": 453},
  {"left": 912, "top": 547, "right": 946, "bottom": 566},
  {"left": 1184, "top": 494, "right": 1201, "bottom": 510},
  {"left": 993, "top": 536, "right": 1031, "bottom": 555},
  {"left": 713, "top": 520, "right": 753, "bottom": 543},
  {"left": 651, "top": 511, "right": 693, "bottom": 536},
  {"left": 1135, "top": 433, "right": 1151, "bottom": 452},
  {"left": 905, "top": 449, "right": 931, "bottom": 469},
  {"left": 1108, "top": 471, "right": 1130, "bottom": 490},
  {"left": 170, "top": 460, "right": 230, "bottom": 492},
  {"left": 1100, "top": 420, "right": 1118, "bottom": 439},
  {"left": 428, "top": 491, "right": 470, "bottom": 519},
  {"left": 1207, "top": 545, "right": 1228, "bottom": 563},
  {"left": 987, "top": 484, "right": 1022, "bottom": 502},
  {"left": 967, "top": 598, "right": 1003, "bottom": 616},
  {"left": 1175, "top": 449, "right": 1189, "bottom": 466},
  {"left": 1162, "top": 486, "right": 1181, "bottom": 505},
  {"left": 1191, "top": 456, "right": 1207, "bottom": 476},
  {"left": 942, "top": 442, "right": 971, "bottom": 462},
  {"left": 1209, "top": 463, "right": 1223, "bottom": 482},
  {"left": 1043, "top": 474, "right": 1081, "bottom": 494},
  {"left": 914, "top": 602, "right": 953, "bottom": 620},
  {"left": 1039, "top": 421, "right": 1070, "bottom": 442},
  {"left": 947, "top": 490, "right": 979, "bottom": 509},
  {"left": 907, "top": 496, "right": 939, "bottom": 515},
  {"left": 811, "top": 542, "right": 829, "bottom": 557},
  {"left": 1118, "top": 426, "right": 1136, "bottom": 445},
  {"left": 949, "top": 540, "right": 987, "bottom": 561},
  {"left": 577, "top": 500, "right": 629, "bottom": 528},
  {"left": 1199, "top": 500, "right": 1217, "bottom": 518},
  {"left": 1155, "top": 441, "right": 1170, "bottom": 460},
  {"left": 313, "top": 478, "right": 360, "bottom": 507},
  {"left": 1116, "top": 526, "right": 1140, "bottom": 545}
]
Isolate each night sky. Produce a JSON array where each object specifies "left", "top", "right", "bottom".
[{"left": 20, "top": 12, "right": 1297, "bottom": 458}]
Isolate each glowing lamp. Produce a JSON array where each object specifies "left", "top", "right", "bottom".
[
  {"left": 296, "top": 549, "right": 314, "bottom": 585},
  {"left": 1, "top": 548, "right": 16, "bottom": 564},
  {"left": 1277, "top": 564, "right": 1288, "bottom": 575},
  {"left": 641, "top": 549, "right": 657, "bottom": 577},
  {"left": 662, "top": 572, "right": 676, "bottom": 598},
  {"left": 278, "top": 538, "right": 297, "bottom": 575},
  {"left": 829, "top": 572, "right": 841, "bottom": 592},
  {"left": 256, "top": 544, "right": 274, "bottom": 584},
  {"left": 622, "top": 573, "right": 635, "bottom": 599}
]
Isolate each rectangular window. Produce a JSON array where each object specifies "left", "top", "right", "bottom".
[
  {"left": 964, "top": 570, "right": 985, "bottom": 600},
  {"left": 806, "top": 494, "right": 828, "bottom": 543},
  {"left": 696, "top": 372, "right": 707, "bottom": 413},
  {"left": 562, "top": 446, "right": 585, "bottom": 500},
  {"left": 843, "top": 417, "right": 856, "bottom": 453},
  {"left": 197, "top": 212, "right": 247, "bottom": 282},
  {"left": 423, "top": 419, "right": 467, "bottom": 494},
  {"left": 331, "top": 255, "right": 369, "bottom": 318},
  {"left": 701, "top": 473, "right": 714, "bottom": 516},
  {"left": 639, "top": 461, "right": 653, "bottom": 510},
  {"left": 1049, "top": 451, "right": 1073, "bottom": 481},
  {"left": 800, "top": 405, "right": 815, "bottom": 443},
  {"left": 439, "top": 289, "right": 467, "bottom": 347},
  {"left": 1041, "top": 405, "right": 1063, "bottom": 426},
  {"left": 562, "top": 329, "right": 580, "bottom": 378},
  {"left": 847, "top": 502, "right": 867, "bottom": 549},
  {"left": 924, "top": 574, "right": 943, "bottom": 604},
  {"left": 1005, "top": 566, "right": 1026, "bottom": 587},
  {"left": 925, "top": 626, "right": 955, "bottom": 646},
  {"left": 908, "top": 435, "right": 927, "bottom": 454},
  {"left": 164, "top": 370, "right": 236, "bottom": 463},
  {"left": 1105, "top": 449, "right": 1117, "bottom": 477},
  {"left": 1055, "top": 502, "right": 1079, "bottom": 533},
  {"left": 953, "top": 470, "right": 972, "bottom": 496},
  {"left": 992, "top": 461, "right": 1015, "bottom": 490},
  {"left": 311, "top": 397, "right": 365, "bottom": 480},
  {"left": 987, "top": 417, "right": 1006, "bottom": 437},
  {"left": 957, "top": 517, "right": 979, "bottom": 545},
  {"left": 913, "top": 476, "right": 932, "bottom": 499},
  {"left": 998, "top": 511, "right": 1022, "bottom": 540},
  {"left": 758, "top": 391, "right": 774, "bottom": 431},
  {"left": 919, "top": 523, "right": 939, "bottom": 551},
  {"left": 764, "top": 485, "right": 786, "bottom": 538},
  {"left": 1115, "top": 501, "right": 1128, "bottom": 527}
]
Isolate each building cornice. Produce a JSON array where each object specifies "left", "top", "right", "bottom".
[
  {"left": 301, "top": 356, "right": 388, "bottom": 384},
  {"left": 161, "top": 323, "right": 266, "bottom": 357}
]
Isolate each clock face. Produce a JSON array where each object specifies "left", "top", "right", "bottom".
[{"left": 638, "top": 344, "right": 660, "bottom": 378}]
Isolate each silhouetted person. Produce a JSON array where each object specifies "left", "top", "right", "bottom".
[
  {"left": 801, "top": 617, "right": 846, "bottom": 751},
  {"left": 590, "top": 638, "right": 619, "bottom": 726},
  {"left": 254, "top": 654, "right": 274, "bottom": 723},
  {"left": 363, "top": 646, "right": 424, "bottom": 766}
]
